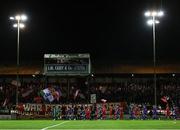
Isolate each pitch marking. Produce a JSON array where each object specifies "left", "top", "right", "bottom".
[{"left": 41, "top": 121, "right": 69, "bottom": 130}]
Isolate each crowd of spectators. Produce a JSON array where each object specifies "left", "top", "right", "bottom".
[
  {"left": 0, "top": 77, "right": 180, "bottom": 110},
  {"left": 90, "top": 79, "right": 180, "bottom": 106}
]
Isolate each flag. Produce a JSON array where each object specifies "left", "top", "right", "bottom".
[
  {"left": 11, "top": 80, "right": 21, "bottom": 86},
  {"left": 74, "top": 89, "right": 80, "bottom": 100},
  {"left": 52, "top": 91, "right": 60, "bottom": 101},
  {"left": 3, "top": 98, "right": 8, "bottom": 107},
  {"left": 40, "top": 88, "right": 54, "bottom": 102},
  {"left": 22, "top": 89, "right": 33, "bottom": 98},
  {"left": 40, "top": 86, "right": 62, "bottom": 102},
  {"left": 161, "top": 96, "right": 168, "bottom": 103},
  {"left": 101, "top": 99, "right": 107, "bottom": 103}
]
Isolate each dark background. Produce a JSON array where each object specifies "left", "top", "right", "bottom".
[{"left": 0, "top": 0, "right": 179, "bottom": 65}]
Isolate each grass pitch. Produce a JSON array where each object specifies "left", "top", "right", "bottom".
[{"left": 0, "top": 120, "right": 179, "bottom": 129}]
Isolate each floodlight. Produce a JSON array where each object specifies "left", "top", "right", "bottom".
[
  {"left": 155, "top": 20, "right": 160, "bottom": 24},
  {"left": 15, "top": 15, "right": 21, "bottom": 20},
  {"left": 21, "top": 15, "right": 27, "bottom": 21},
  {"left": 19, "top": 23, "right": 25, "bottom": 28},
  {"left": 144, "top": 9, "right": 165, "bottom": 107},
  {"left": 9, "top": 14, "right": 28, "bottom": 107},
  {"left": 147, "top": 20, "right": 153, "bottom": 25},
  {"left": 152, "top": 11, "right": 157, "bottom": 16},
  {"left": 10, "top": 17, "right": 14, "bottom": 20},
  {"left": 145, "top": 11, "right": 151, "bottom": 17},
  {"left": 13, "top": 24, "right": 18, "bottom": 28},
  {"left": 157, "top": 11, "right": 164, "bottom": 17},
  {"left": 147, "top": 19, "right": 159, "bottom": 25},
  {"left": 13, "top": 23, "right": 25, "bottom": 28}
]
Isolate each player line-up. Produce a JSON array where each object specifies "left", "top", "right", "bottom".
[{"left": 50, "top": 103, "right": 179, "bottom": 120}]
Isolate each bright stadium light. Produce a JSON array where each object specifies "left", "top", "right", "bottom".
[
  {"left": 145, "top": 11, "right": 151, "bottom": 17},
  {"left": 147, "top": 19, "right": 160, "bottom": 25},
  {"left": 15, "top": 15, "right": 21, "bottom": 20},
  {"left": 158, "top": 11, "right": 164, "bottom": 17},
  {"left": 152, "top": 11, "right": 157, "bottom": 16},
  {"left": 21, "top": 15, "right": 27, "bottom": 21},
  {"left": 9, "top": 16, "right": 14, "bottom": 20},
  {"left": 144, "top": 10, "right": 164, "bottom": 107},
  {"left": 19, "top": 23, "right": 25, "bottom": 28},
  {"left": 9, "top": 14, "right": 28, "bottom": 107},
  {"left": 10, "top": 14, "right": 27, "bottom": 21},
  {"left": 13, "top": 23, "right": 18, "bottom": 28},
  {"left": 13, "top": 23, "right": 25, "bottom": 28},
  {"left": 155, "top": 20, "right": 160, "bottom": 24},
  {"left": 144, "top": 10, "right": 164, "bottom": 17},
  {"left": 147, "top": 20, "right": 153, "bottom": 25}
]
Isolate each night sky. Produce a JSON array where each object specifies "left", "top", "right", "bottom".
[{"left": 0, "top": 0, "right": 180, "bottom": 65}]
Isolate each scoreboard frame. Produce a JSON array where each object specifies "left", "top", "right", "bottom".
[{"left": 44, "top": 54, "right": 91, "bottom": 76}]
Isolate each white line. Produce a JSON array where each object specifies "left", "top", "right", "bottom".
[
  {"left": 55, "top": 129, "right": 180, "bottom": 130},
  {"left": 41, "top": 121, "right": 69, "bottom": 130},
  {"left": 39, "top": 129, "right": 180, "bottom": 130},
  {"left": 1, "top": 129, "right": 180, "bottom": 130}
]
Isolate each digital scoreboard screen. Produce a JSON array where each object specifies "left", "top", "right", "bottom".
[{"left": 44, "top": 54, "right": 91, "bottom": 76}]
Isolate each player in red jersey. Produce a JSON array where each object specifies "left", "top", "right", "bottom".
[
  {"left": 120, "top": 105, "right": 124, "bottom": 120},
  {"left": 102, "top": 104, "right": 106, "bottom": 119},
  {"left": 109, "top": 104, "right": 114, "bottom": 119},
  {"left": 166, "top": 104, "right": 170, "bottom": 119},
  {"left": 85, "top": 106, "right": 91, "bottom": 120}
]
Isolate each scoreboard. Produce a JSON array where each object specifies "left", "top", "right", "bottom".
[{"left": 44, "top": 54, "right": 91, "bottom": 76}]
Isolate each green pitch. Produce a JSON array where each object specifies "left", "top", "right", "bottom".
[{"left": 0, "top": 120, "right": 179, "bottom": 129}]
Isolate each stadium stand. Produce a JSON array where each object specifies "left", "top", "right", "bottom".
[{"left": 0, "top": 62, "right": 180, "bottom": 119}]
